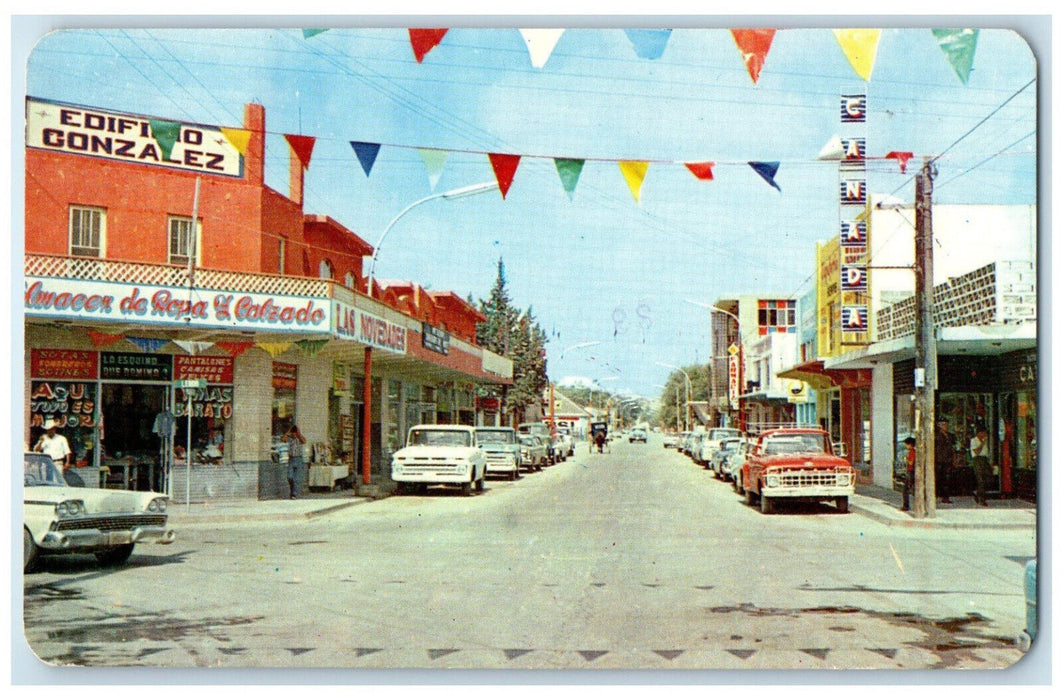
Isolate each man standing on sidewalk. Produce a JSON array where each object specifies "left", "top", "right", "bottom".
[
  {"left": 970, "top": 425, "right": 991, "bottom": 506},
  {"left": 901, "top": 436, "right": 916, "bottom": 512},
  {"left": 935, "top": 419, "right": 956, "bottom": 504}
]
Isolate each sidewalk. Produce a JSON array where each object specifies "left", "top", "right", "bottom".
[{"left": 165, "top": 482, "right": 1038, "bottom": 530}]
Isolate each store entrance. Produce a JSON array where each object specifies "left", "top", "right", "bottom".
[{"left": 100, "top": 382, "right": 170, "bottom": 491}]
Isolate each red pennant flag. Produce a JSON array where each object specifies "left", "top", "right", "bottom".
[
  {"left": 215, "top": 341, "right": 255, "bottom": 358},
  {"left": 488, "top": 153, "right": 521, "bottom": 199},
  {"left": 684, "top": 162, "right": 715, "bottom": 180},
  {"left": 409, "top": 28, "right": 448, "bottom": 63},
  {"left": 87, "top": 330, "right": 124, "bottom": 348},
  {"left": 885, "top": 151, "right": 915, "bottom": 174},
  {"left": 284, "top": 134, "right": 316, "bottom": 170},
  {"left": 731, "top": 29, "right": 776, "bottom": 84}
]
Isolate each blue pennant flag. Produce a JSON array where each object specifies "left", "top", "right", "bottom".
[
  {"left": 126, "top": 336, "right": 170, "bottom": 353},
  {"left": 624, "top": 29, "right": 672, "bottom": 60},
  {"left": 749, "top": 161, "right": 782, "bottom": 192},
  {"left": 351, "top": 141, "right": 382, "bottom": 177}
]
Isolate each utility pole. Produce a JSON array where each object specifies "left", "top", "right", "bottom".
[{"left": 913, "top": 158, "right": 938, "bottom": 518}]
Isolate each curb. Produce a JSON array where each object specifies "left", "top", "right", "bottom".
[
  {"left": 850, "top": 501, "right": 1036, "bottom": 529},
  {"left": 167, "top": 497, "right": 369, "bottom": 527}
]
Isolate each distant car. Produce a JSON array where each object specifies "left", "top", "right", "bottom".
[
  {"left": 556, "top": 428, "right": 575, "bottom": 456},
  {"left": 23, "top": 452, "right": 175, "bottom": 573},
  {"left": 519, "top": 422, "right": 563, "bottom": 464},
  {"left": 392, "top": 424, "right": 486, "bottom": 496},
  {"left": 709, "top": 437, "right": 744, "bottom": 479},
  {"left": 689, "top": 433, "right": 707, "bottom": 463},
  {"left": 475, "top": 427, "right": 521, "bottom": 481},
  {"left": 679, "top": 432, "right": 696, "bottom": 454},
  {"left": 662, "top": 433, "right": 679, "bottom": 449},
  {"left": 518, "top": 435, "right": 548, "bottom": 471},
  {"left": 629, "top": 428, "right": 648, "bottom": 443}
]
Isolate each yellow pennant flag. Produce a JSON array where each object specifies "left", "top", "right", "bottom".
[
  {"left": 619, "top": 161, "right": 649, "bottom": 203},
  {"left": 220, "top": 127, "right": 252, "bottom": 155},
  {"left": 833, "top": 29, "right": 881, "bottom": 81},
  {"left": 257, "top": 342, "right": 292, "bottom": 358}
]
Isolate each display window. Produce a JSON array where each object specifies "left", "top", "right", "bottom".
[{"left": 271, "top": 361, "right": 298, "bottom": 439}]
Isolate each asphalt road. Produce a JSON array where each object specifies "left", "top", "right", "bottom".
[{"left": 21, "top": 434, "right": 1036, "bottom": 675}]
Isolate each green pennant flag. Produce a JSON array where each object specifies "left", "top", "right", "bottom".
[
  {"left": 302, "top": 29, "right": 329, "bottom": 39},
  {"left": 296, "top": 339, "right": 329, "bottom": 357},
  {"left": 554, "top": 158, "right": 585, "bottom": 199},
  {"left": 148, "top": 119, "right": 181, "bottom": 161},
  {"left": 932, "top": 29, "right": 979, "bottom": 84}
]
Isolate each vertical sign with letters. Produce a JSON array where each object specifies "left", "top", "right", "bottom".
[{"left": 838, "top": 91, "right": 870, "bottom": 342}]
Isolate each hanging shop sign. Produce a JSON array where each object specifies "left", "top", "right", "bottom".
[
  {"left": 174, "top": 355, "right": 234, "bottom": 384},
  {"left": 333, "top": 302, "right": 407, "bottom": 354},
  {"left": 30, "top": 349, "right": 98, "bottom": 379},
  {"left": 421, "top": 322, "right": 451, "bottom": 355},
  {"left": 24, "top": 277, "right": 330, "bottom": 333},
  {"left": 100, "top": 351, "right": 172, "bottom": 381},
  {"left": 26, "top": 97, "right": 244, "bottom": 177},
  {"left": 837, "top": 89, "right": 869, "bottom": 343},
  {"left": 30, "top": 380, "right": 97, "bottom": 429},
  {"left": 728, "top": 353, "right": 741, "bottom": 410}
]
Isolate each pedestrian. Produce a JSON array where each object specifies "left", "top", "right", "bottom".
[
  {"left": 934, "top": 418, "right": 956, "bottom": 503},
  {"left": 970, "top": 425, "right": 991, "bottom": 506},
  {"left": 285, "top": 424, "right": 307, "bottom": 499},
  {"left": 901, "top": 436, "right": 916, "bottom": 512},
  {"left": 34, "top": 418, "right": 83, "bottom": 486}
]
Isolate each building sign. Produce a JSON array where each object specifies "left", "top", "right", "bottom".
[
  {"left": 837, "top": 88, "right": 869, "bottom": 344},
  {"left": 728, "top": 353, "right": 740, "bottom": 410},
  {"left": 25, "top": 277, "right": 330, "bottom": 334},
  {"left": 30, "top": 349, "right": 98, "bottom": 379},
  {"left": 272, "top": 362, "right": 298, "bottom": 391},
  {"left": 101, "top": 352, "right": 172, "bottom": 381},
  {"left": 174, "top": 355, "right": 234, "bottom": 384},
  {"left": 840, "top": 265, "right": 868, "bottom": 293},
  {"left": 841, "top": 306, "right": 869, "bottom": 333},
  {"left": 333, "top": 302, "right": 407, "bottom": 354},
  {"left": 421, "top": 322, "right": 451, "bottom": 355},
  {"left": 477, "top": 396, "right": 501, "bottom": 412},
  {"left": 30, "top": 380, "right": 97, "bottom": 429},
  {"left": 26, "top": 97, "right": 244, "bottom": 177},
  {"left": 840, "top": 94, "right": 867, "bottom": 122},
  {"left": 175, "top": 386, "right": 234, "bottom": 419}
]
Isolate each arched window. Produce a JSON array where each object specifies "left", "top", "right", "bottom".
[
  {"left": 344, "top": 271, "right": 356, "bottom": 289},
  {"left": 318, "top": 259, "right": 334, "bottom": 280}
]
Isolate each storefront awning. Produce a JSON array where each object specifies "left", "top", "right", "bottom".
[{"left": 777, "top": 360, "right": 871, "bottom": 390}]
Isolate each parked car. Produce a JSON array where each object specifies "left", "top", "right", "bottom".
[
  {"left": 556, "top": 427, "right": 575, "bottom": 456},
  {"left": 475, "top": 427, "right": 521, "bottom": 481},
  {"left": 23, "top": 452, "right": 175, "bottom": 573},
  {"left": 662, "top": 433, "right": 679, "bottom": 449},
  {"left": 391, "top": 424, "right": 486, "bottom": 496},
  {"left": 518, "top": 422, "right": 563, "bottom": 464},
  {"left": 699, "top": 427, "right": 743, "bottom": 469},
  {"left": 688, "top": 433, "right": 706, "bottom": 463},
  {"left": 740, "top": 428, "right": 855, "bottom": 514},
  {"left": 518, "top": 435, "right": 548, "bottom": 471},
  {"left": 725, "top": 440, "right": 752, "bottom": 489},
  {"left": 629, "top": 428, "right": 648, "bottom": 443},
  {"left": 680, "top": 432, "right": 697, "bottom": 455},
  {"left": 709, "top": 437, "right": 744, "bottom": 479}
]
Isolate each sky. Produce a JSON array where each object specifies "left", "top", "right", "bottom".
[{"left": 14, "top": 17, "right": 1041, "bottom": 399}]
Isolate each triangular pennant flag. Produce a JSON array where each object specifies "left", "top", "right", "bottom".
[
  {"left": 173, "top": 340, "right": 214, "bottom": 356},
  {"left": 624, "top": 29, "right": 672, "bottom": 60},
  {"left": 302, "top": 29, "right": 328, "bottom": 39},
  {"left": 296, "top": 339, "right": 330, "bottom": 356},
  {"left": 409, "top": 28, "right": 448, "bottom": 63},
  {"left": 932, "top": 29, "right": 979, "bottom": 84},
  {"left": 215, "top": 341, "right": 254, "bottom": 358},
  {"left": 885, "top": 151, "right": 915, "bottom": 174},
  {"left": 284, "top": 134, "right": 316, "bottom": 170},
  {"left": 87, "top": 330, "right": 124, "bottom": 348},
  {"left": 749, "top": 161, "right": 782, "bottom": 192},
  {"left": 684, "top": 162, "right": 715, "bottom": 181},
  {"left": 220, "top": 127, "right": 251, "bottom": 156},
  {"left": 731, "top": 29, "right": 776, "bottom": 84},
  {"left": 126, "top": 336, "right": 169, "bottom": 353},
  {"left": 519, "top": 29, "right": 565, "bottom": 68},
  {"left": 817, "top": 135, "right": 845, "bottom": 160},
  {"left": 618, "top": 161, "right": 649, "bottom": 203},
  {"left": 833, "top": 29, "right": 881, "bottom": 81},
  {"left": 148, "top": 120, "right": 181, "bottom": 161},
  {"left": 351, "top": 141, "right": 381, "bottom": 177},
  {"left": 554, "top": 158, "right": 585, "bottom": 199},
  {"left": 257, "top": 342, "right": 292, "bottom": 358},
  {"left": 418, "top": 149, "right": 448, "bottom": 191},
  {"left": 488, "top": 154, "right": 521, "bottom": 199}
]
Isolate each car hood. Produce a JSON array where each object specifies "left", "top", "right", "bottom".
[
  {"left": 394, "top": 445, "right": 480, "bottom": 460},
  {"left": 24, "top": 485, "right": 163, "bottom": 513},
  {"left": 760, "top": 454, "right": 851, "bottom": 469},
  {"left": 478, "top": 442, "right": 518, "bottom": 451}
]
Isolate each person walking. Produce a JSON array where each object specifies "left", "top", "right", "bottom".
[
  {"left": 285, "top": 424, "right": 307, "bottom": 499},
  {"left": 934, "top": 418, "right": 956, "bottom": 504},
  {"left": 970, "top": 425, "right": 991, "bottom": 506},
  {"left": 901, "top": 436, "right": 916, "bottom": 512}
]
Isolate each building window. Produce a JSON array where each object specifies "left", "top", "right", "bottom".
[
  {"left": 319, "top": 259, "right": 334, "bottom": 280},
  {"left": 344, "top": 271, "right": 356, "bottom": 289},
  {"left": 69, "top": 206, "right": 105, "bottom": 257},
  {"left": 758, "top": 299, "right": 796, "bottom": 334},
  {"left": 278, "top": 238, "right": 286, "bottom": 274},
  {"left": 168, "top": 216, "right": 201, "bottom": 266}
]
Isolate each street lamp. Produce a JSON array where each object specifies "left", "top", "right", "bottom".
[
  {"left": 655, "top": 362, "right": 691, "bottom": 431},
  {"left": 686, "top": 299, "right": 746, "bottom": 432},
  {"left": 359, "top": 181, "right": 498, "bottom": 489},
  {"left": 558, "top": 340, "right": 602, "bottom": 361}
]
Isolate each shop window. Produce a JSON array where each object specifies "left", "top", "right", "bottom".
[
  {"left": 271, "top": 362, "right": 297, "bottom": 441},
  {"left": 168, "top": 216, "right": 201, "bottom": 266},
  {"left": 69, "top": 205, "right": 105, "bottom": 257}
]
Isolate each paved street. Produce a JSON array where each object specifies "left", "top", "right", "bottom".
[{"left": 22, "top": 435, "right": 1035, "bottom": 672}]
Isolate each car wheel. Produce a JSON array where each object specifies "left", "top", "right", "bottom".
[
  {"left": 836, "top": 496, "right": 849, "bottom": 514},
  {"left": 760, "top": 495, "right": 773, "bottom": 514},
  {"left": 460, "top": 480, "right": 472, "bottom": 497},
  {"left": 95, "top": 544, "right": 135, "bottom": 567},
  {"left": 23, "top": 527, "right": 37, "bottom": 573},
  {"left": 733, "top": 478, "right": 743, "bottom": 495},
  {"left": 475, "top": 473, "right": 485, "bottom": 493},
  {"left": 744, "top": 486, "right": 756, "bottom": 506}
]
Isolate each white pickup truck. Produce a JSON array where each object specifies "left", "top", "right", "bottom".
[{"left": 391, "top": 424, "right": 487, "bottom": 496}]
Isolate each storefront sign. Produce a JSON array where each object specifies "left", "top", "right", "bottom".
[
  {"left": 25, "top": 277, "right": 331, "bottom": 333},
  {"left": 477, "top": 396, "right": 500, "bottom": 412},
  {"left": 175, "top": 386, "right": 233, "bottom": 419},
  {"left": 333, "top": 302, "right": 407, "bottom": 354},
  {"left": 30, "top": 380, "right": 97, "bottom": 428},
  {"left": 273, "top": 362, "right": 298, "bottom": 390},
  {"left": 30, "top": 349, "right": 98, "bottom": 379},
  {"left": 101, "top": 352, "right": 172, "bottom": 381},
  {"left": 26, "top": 97, "right": 243, "bottom": 177},
  {"left": 836, "top": 89, "right": 869, "bottom": 343},
  {"left": 175, "top": 355, "right": 234, "bottom": 383},
  {"left": 421, "top": 322, "right": 450, "bottom": 355},
  {"left": 728, "top": 354, "right": 740, "bottom": 410}
]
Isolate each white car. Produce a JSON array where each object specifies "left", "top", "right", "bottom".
[
  {"left": 475, "top": 427, "right": 521, "bottom": 480},
  {"left": 556, "top": 428, "right": 575, "bottom": 456},
  {"left": 23, "top": 452, "right": 175, "bottom": 572},
  {"left": 699, "top": 427, "right": 743, "bottom": 468},
  {"left": 391, "top": 425, "right": 487, "bottom": 496}
]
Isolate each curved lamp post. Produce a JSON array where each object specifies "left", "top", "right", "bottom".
[{"left": 655, "top": 362, "right": 691, "bottom": 431}]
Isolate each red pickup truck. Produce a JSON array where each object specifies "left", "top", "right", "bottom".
[{"left": 740, "top": 428, "right": 855, "bottom": 514}]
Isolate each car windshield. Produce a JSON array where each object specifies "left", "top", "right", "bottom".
[
  {"left": 519, "top": 436, "right": 539, "bottom": 447},
  {"left": 710, "top": 429, "right": 741, "bottom": 440},
  {"left": 24, "top": 453, "right": 67, "bottom": 487},
  {"left": 476, "top": 429, "right": 515, "bottom": 445},
  {"left": 408, "top": 429, "right": 472, "bottom": 447},
  {"left": 762, "top": 434, "right": 828, "bottom": 455}
]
